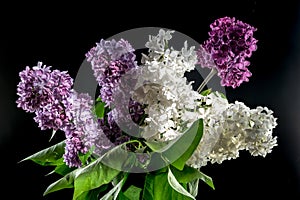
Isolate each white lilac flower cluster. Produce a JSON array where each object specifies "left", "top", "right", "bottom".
[
  {"left": 187, "top": 92, "right": 278, "bottom": 168},
  {"left": 131, "top": 29, "right": 277, "bottom": 167},
  {"left": 133, "top": 29, "right": 204, "bottom": 141}
]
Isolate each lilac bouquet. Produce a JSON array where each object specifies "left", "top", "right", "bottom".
[{"left": 17, "top": 17, "right": 278, "bottom": 200}]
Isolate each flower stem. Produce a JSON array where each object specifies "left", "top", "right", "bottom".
[{"left": 197, "top": 68, "right": 217, "bottom": 93}]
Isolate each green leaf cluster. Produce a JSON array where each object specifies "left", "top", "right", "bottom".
[{"left": 20, "top": 119, "right": 215, "bottom": 199}]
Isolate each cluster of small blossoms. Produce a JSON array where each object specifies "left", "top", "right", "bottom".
[
  {"left": 133, "top": 29, "right": 204, "bottom": 140},
  {"left": 187, "top": 92, "right": 278, "bottom": 168},
  {"left": 197, "top": 16, "right": 258, "bottom": 88},
  {"left": 64, "top": 90, "right": 145, "bottom": 167},
  {"left": 85, "top": 39, "right": 138, "bottom": 106},
  {"left": 99, "top": 111, "right": 130, "bottom": 148},
  {"left": 16, "top": 62, "right": 73, "bottom": 130},
  {"left": 16, "top": 62, "right": 94, "bottom": 167},
  {"left": 186, "top": 92, "right": 228, "bottom": 167},
  {"left": 63, "top": 91, "right": 114, "bottom": 167},
  {"left": 86, "top": 38, "right": 145, "bottom": 147}
]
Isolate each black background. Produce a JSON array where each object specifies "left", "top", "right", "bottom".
[{"left": 1, "top": 1, "right": 300, "bottom": 199}]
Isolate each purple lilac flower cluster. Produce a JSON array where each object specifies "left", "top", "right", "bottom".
[
  {"left": 16, "top": 39, "right": 146, "bottom": 168},
  {"left": 86, "top": 38, "right": 146, "bottom": 149},
  {"left": 63, "top": 126, "right": 86, "bottom": 167},
  {"left": 99, "top": 112, "right": 129, "bottom": 147},
  {"left": 64, "top": 91, "right": 114, "bottom": 167},
  {"left": 16, "top": 62, "right": 73, "bottom": 130},
  {"left": 16, "top": 62, "right": 86, "bottom": 167},
  {"left": 198, "top": 16, "right": 258, "bottom": 88},
  {"left": 85, "top": 39, "right": 137, "bottom": 106}
]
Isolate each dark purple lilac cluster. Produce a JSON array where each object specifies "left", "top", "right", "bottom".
[
  {"left": 98, "top": 98, "right": 145, "bottom": 149},
  {"left": 198, "top": 16, "right": 258, "bottom": 88},
  {"left": 128, "top": 98, "right": 145, "bottom": 125},
  {"left": 99, "top": 112, "right": 129, "bottom": 147}
]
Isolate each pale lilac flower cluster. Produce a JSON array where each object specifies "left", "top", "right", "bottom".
[
  {"left": 63, "top": 126, "right": 87, "bottom": 168},
  {"left": 16, "top": 62, "right": 73, "bottom": 130},
  {"left": 63, "top": 91, "right": 112, "bottom": 167},
  {"left": 196, "top": 45, "right": 216, "bottom": 69},
  {"left": 85, "top": 39, "right": 137, "bottom": 105},
  {"left": 85, "top": 38, "right": 145, "bottom": 146},
  {"left": 198, "top": 16, "right": 258, "bottom": 88},
  {"left": 187, "top": 92, "right": 278, "bottom": 168}
]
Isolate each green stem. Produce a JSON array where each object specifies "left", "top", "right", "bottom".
[{"left": 197, "top": 68, "right": 217, "bottom": 93}]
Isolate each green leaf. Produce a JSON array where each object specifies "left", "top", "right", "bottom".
[
  {"left": 79, "top": 146, "right": 96, "bottom": 165},
  {"left": 95, "top": 99, "right": 106, "bottom": 119},
  {"left": 217, "top": 91, "right": 227, "bottom": 99},
  {"left": 99, "top": 174, "right": 128, "bottom": 200},
  {"left": 144, "top": 119, "right": 203, "bottom": 171},
  {"left": 20, "top": 141, "right": 65, "bottom": 166},
  {"left": 73, "top": 158, "right": 121, "bottom": 199},
  {"left": 196, "top": 170, "right": 215, "bottom": 190},
  {"left": 47, "top": 148, "right": 95, "bottom": 176},
  {"left": 53, "top": 162, "right": 76, "bottom": 176},
  {"left": 157, "top": 119, "right": 203, "bottom": 170},
  {"left": 122, "top": 185, "right": 142, "bottom": 200},
  {"left": 187, "top": 178, "right": 199, "bottom": 198},
  {"left": 170, "top": 165, "right": 203, "bottom": 184},
  {"left": 167, "top": 167, "right": 195, "bottom": 200},
  {"left": 170, "top": 119, "right": 203, "bottom": 170},
  {"left": 142, "top": 171, "right": 192, "bottom": 200},
  {"left": 200, "top": 88, "right": 212, "bottom": 96},
  {"left": 76, "top": 184, "right": 109, "bottom": 200},
  {"left": 44, "top": 145, "right": 129, "bottom": 198},
  {"left": 117, "top": 191, "right": 131, "bottom": 200},
  {"left": 171, "top": 165, "right": 214, "bottom": 190},
  {"left": 145, "top": 140, "right": 169, "bottom": 152},
  {"left": 72, "top": 141, "right": 141, "bottom": 199},
  {"left": 100, "top": 141, "right": 139, "bottom": 172},
  {"left": 44, "top": 169, "right": 77, "bottom": 195}
]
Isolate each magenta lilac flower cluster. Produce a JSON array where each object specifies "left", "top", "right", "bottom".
[
  {"left": 16, "top": 62, "right": 73, "bottom": 130},
  {"left": 198, "top": 16, "right": 258, "bottom": 88}
]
